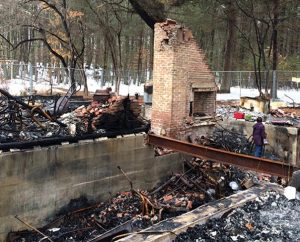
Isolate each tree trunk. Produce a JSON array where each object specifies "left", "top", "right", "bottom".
[
  {"left": 102, "top": 36, "right": 108, "bottom": 87},
  {"left": 85, "top": 34, "right": 94, "bottom": 69},
  {"left": 137, "top": 27, "right": 144, "bottom": 85},
  {"left": 272, "top": 0, "right": 279, "bottom": 71},
  {"left": 79, "top": 61, "right": 88, "bottom": 96},
  {"left": 123, "top": 35, "right": 130, "bottom": 84},
  {"left": 128, "top": 0, "right": 166, "bottom": 29},
  {"left": 220, "top": 0, "right": 236, "bottom": 93}
]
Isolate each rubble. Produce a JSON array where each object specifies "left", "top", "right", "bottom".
[
  {"left": 72, "top": 96, "right": 144, "bottom": 132},
  {"left": 196, "top": 128, "right": 252, "bottom": 154},
  {"left": 217, "top": 105, "right": 300, "bottom": 127},
  {"left": 217, "top": 105, "right": 266, "bottom": 122},
  {"left": 269, "top": 108, "right": 300, "bottom": 126},
  {"left": 7, "top": 159, "right": 253, "bottom": 242},
  {"left": 174, "top": 190, "right": 300, "bottom": 242},
  {"left": 0, "top": 89, "right": 148, "bottom": 149}
]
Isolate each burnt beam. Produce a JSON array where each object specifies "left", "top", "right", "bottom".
[{"left": 147, "top": 134, "right": 297, "bottom": 178}]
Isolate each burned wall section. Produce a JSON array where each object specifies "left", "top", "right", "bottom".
[
  {"left": 0, "top": 134, "right": 182, "bottom": 241},
  {"left": 151, "top": 20, "right": 217, "bottom": 138}
]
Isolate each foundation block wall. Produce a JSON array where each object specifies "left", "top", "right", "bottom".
[
  {"left": 0, "top": 134, "right": 183, "bottom": 241},
  {"left": 151, "top": 20, "right": 217, "bottom": 138}
]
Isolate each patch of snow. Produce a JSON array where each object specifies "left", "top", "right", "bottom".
[
  {"left": 217, "top": 86, "right": 300, "bottom": 104},
  {"left": 0, "top": 78, "right": 144, "bottom": 96}
]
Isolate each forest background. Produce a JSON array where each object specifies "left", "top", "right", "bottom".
[{"left": 0, "top": 0, "right": 299, "bottom": 95}]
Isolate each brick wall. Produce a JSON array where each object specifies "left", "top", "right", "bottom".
[
  {"left": 151, "top": 20, "right": 217, "bottom": 138},
  {"left": 193, "top": 91, "right": 216, "bottom": 115}
]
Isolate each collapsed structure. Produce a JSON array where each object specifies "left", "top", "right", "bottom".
[
  {"left": 1, "top": 19, "right": 300, "bottom": 242},
  {"left": 0, "top": 88, "right": 148, "bottom": 150}
]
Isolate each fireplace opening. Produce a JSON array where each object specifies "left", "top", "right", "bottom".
[{"left": 193, "top": 91, "right": 216, "bottom": 117}]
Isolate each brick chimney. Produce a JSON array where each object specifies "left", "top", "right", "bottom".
[{"left": 151, "top": 20, "right": 217, "bottom": 138}]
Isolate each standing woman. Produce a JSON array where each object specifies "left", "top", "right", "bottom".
[{"left": 253, "top": 117, "right": 267, "bottom": 157}]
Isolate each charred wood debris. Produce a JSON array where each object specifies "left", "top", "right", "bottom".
[
  {"left": 8, "top": 160, "right": 256, "bottom": 242},
  {"left": 174, "top": 190, "right": 300, "bottom": 242},
  {"left": 0, "top": 88, "right": 149, "bottom": 150},
  {"left": 155, "top": 126, "right": 261, "bottom": 158},
  {"left": 2, "top": 90, "right": 294, "bottom": 242}
]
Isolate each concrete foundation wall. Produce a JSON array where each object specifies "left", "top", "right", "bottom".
[
  {"left": 0, "top": 134, "right": 183, "bottom": 241},
  {"left": 220, "top": 119, "right": 300, "bottom": 166}
]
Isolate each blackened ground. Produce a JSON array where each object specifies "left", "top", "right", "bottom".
[
  {"left": 174, "top": 190, "right": 300, "bottom": 242},
  {"left": 8, "top": 193, "right": 143, "bottom": 242}
]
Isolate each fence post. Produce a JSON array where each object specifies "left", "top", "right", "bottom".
[{"left": 271, "top": 70, "right": 278, "bottom": 100}]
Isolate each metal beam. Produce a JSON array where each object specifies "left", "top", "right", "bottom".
[{"left": 147, "top": 134, "right": 297, "bottom": 178}]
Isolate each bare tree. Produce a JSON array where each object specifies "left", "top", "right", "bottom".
[
  {"left": 1, "top": 0, "right": 88, "bottom": 94},
  {"left": 220, "top": 0, "right": 237, "bottom": 93},
  {"left": 85, "top": 0, "right": 122, "bottom": 93},
  {"left": 235, "top": 0, "right": 280, "bottom": 97}
]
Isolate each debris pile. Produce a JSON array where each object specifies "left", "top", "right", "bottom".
[
  {"left": 174, "top": 190, "right": 300, "bottom": 242},
  {"left": 184, "top": 115, "right": 222, "bottom": 128},
  {"left": 195, "top": 127, "right": 281, "bottom": 166},
  {"left": 217, "top": 105, "right": 300, "bottom": 127},
  {"left": 216, "top": 105, "right": 265, "bottom": 121},
  {"left": 196, "top": 128, "right": 252, "bottom": 154},
  {"left": 8, "top": 160, "right": 253, "bottom": 242},
  {"left": 150, "top": 159, "right": 254, "bottom": 205},
  {"left": 7, "top": 195, "right": 143, "bottom": 242},
  {"left": 73, "top": 96, "right": 143, "bottom": 132},
  {"left": 269, "top": 108, "right": 300, "bottom": 127},
  {"left": 0, "top": 88, "right": 148, "bottom": 149}
]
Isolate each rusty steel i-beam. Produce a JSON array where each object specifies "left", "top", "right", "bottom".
[{"left": 147, "top": 134, "right": 297, "bottom": 178}]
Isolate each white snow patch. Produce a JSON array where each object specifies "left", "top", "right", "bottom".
[
  {"left": 217, "top": 86, "right": 300, "bottom": 104},
  {"left": 0, "top": 78, "right": 144, "bottom": 96}
]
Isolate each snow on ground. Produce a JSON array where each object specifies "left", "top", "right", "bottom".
[
  {"left": 0, "top": 78, "right": 144, "bottom": 96},
  {"left": 0, "top": 79, "right": 299, "bottom": 104},
  {"left": 0, "top": 79, "right": 51, "bottom": 95},
  {"left": 217, "top": 86, "right": 300, "bottom": 104},
  {"left": 82, "top": 77, "right": 144, "bottom": 96}
]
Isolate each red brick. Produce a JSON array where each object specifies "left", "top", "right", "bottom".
[{"left": 152, "top": 20, "right": 217, "bottom": 138}]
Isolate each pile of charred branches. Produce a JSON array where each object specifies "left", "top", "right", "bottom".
[
  {"left": 195, "top": 128, "right": 253, "bottom": 154},
  {"left": 8, "top": 159, "right": 253, "bottom": 242}
]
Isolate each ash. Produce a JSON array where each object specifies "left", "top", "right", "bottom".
[{"left": 174, "top": 190, "right": 300, "bottom": 242}]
